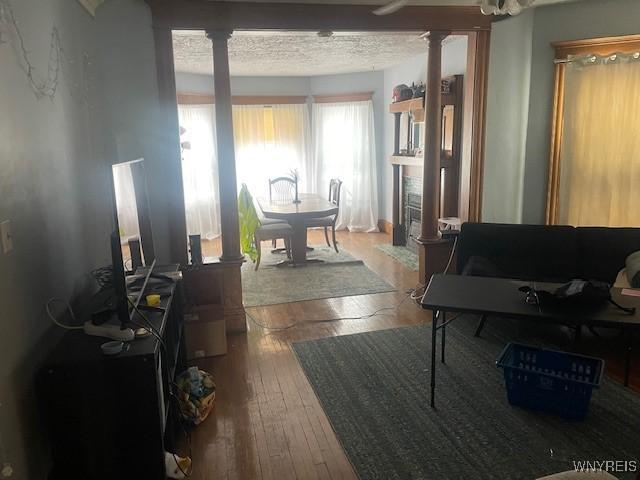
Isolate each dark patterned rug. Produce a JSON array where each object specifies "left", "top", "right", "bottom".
[{"left": 292, "top": 316, "right": 640, "bottom": 480}]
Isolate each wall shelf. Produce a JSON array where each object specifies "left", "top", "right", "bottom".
[
  {"left": 389, "top": 97, "right": 425, "bottom": 115},
  {"left": 389, "top": 155, "right": 424, "bottom": 167}
]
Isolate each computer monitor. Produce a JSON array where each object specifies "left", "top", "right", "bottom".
[{"left": 111, "top": 158, "right": 155, "bottom": 272}]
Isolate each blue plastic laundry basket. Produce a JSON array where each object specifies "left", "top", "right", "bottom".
[{"left": 496, "top": 343, "right": 604, "bottom": 421}]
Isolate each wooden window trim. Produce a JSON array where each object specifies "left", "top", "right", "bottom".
[
  {"left": 313, "top": 92, "right": 374, "bottom": 103},
  {"left": 546, "top": 34, "right": 640, "bottom": 224},
  {"left": 177, "top": 93, "right": 308, "bottom": 105}
]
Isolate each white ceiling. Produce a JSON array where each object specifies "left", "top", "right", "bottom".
[{"left": 172, "top": 0, "right": 581, "bottom": 77}]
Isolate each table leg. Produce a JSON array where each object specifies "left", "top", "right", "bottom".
[
  {"left": 441, "top": 311, "right": 446, "bottom": 364},
  {"left": 276, "top": 220, "right": 324, "bottom": 267},
  {"left": 290, "top": 220, "right": 308, "bottom": 264},
  {"left": 474, "top": 314, "right": 487, "bottom": 338},
  {"left": 625, "top": 328, "right": 633, "bottom": 387},
  {"left": 431, "top": 309, "right": 438, "bottom": 408}
]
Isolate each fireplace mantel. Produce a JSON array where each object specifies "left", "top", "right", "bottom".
[{"left": 389, "top": 155, "right": 424, "bottom": 167}]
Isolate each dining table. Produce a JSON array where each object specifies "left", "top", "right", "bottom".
[{"left": 257, "top": 193, "right": 339, "bottom": 266}]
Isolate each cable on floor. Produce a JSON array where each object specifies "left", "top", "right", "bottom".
[{"left": 246, "top": 287, "right": 423, "bottom": 332}]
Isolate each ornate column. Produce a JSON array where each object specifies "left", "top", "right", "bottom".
[
  {"left": 416, "top": 31, "right": 454, "bottom": 286},
  {"left": 205, "top": 29, "right": 246, "bottom": 334},
  {"left": 418, "top": 31, "right": 447, "bottom": 243},
  {"left": 206, "top": 29, "right": 243, "bottom": 262}
]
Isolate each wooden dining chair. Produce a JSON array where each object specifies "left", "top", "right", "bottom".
[
  {"left": 267, "top": 176, "right": 296, "bottom": 252},
  {"left": 269, "top": 176, "right": 296, "bottom": 203},
  {"left": 254, "top": 221, "right": 292, "bottom": 270},
  {"left": 305, "top": 178, "right": 342, "bottom": 253}
]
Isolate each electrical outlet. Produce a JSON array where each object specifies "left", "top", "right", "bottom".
[{"left": 0, "top": 221, "right": 12, "bottom": 254}]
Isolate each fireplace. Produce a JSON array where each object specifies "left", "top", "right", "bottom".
[{"left": 406, "top": 192, "right": 422, "bottom": 253}]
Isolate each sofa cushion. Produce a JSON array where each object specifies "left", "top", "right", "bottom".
[
  {"left": 577, "top": 227, "right": 640, "bottom": 283},
  {"left": 457, "top": 223, "right": 579, "bottom": 282}
]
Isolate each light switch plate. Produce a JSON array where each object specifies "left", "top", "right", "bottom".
[{"left": 1, "top": 220, "right": 13, "bottom": 254}]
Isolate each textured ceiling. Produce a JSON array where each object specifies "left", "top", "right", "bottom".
[
  {"left": 173, "top": 32, "right": 464, "bottom": 77},
  {"left": 187, "top": 0, "right": 576, "bottom": 4},
  {"left": 172, "top": 0, "right": 581, "bottom": 76}
]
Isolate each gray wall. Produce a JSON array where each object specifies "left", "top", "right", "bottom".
[
  {"left": 482, "top": 10, "right": 534, "bottom": 223},
  {"left": 96, "top": 0, "right": 174, "bottom": 261},
  {"left": 0, "top": 0, "right": 111, "bottom": 477},
  {"left": 176, "top": 71, "right": 311, "bottom": 96},
  {"left": 520, "top": 0, "right": 640, "bottom": 223},
  {"left": 381, "top": 36, "right": 468, "bottom": 221}
]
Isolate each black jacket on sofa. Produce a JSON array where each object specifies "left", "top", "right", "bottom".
[{"left": 456, "top": 223, "right": 640, "bottom": 284}]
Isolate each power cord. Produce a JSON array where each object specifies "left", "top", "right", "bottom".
[
  {"left": 443, "top": 235, "right": 458, "bottom": 275},
  {"left": 126, "top": 297, "right": 192, "bottom": 477},
  {"left": 46, "top": 298, "right": 83, "bottom": 330},
  {"left": 246, "top": 288, "right": 421, "bottom": 332}
]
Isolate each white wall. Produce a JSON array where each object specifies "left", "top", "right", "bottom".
[
  {"left": 381, "top": 36, "right": 468, "bottom": 221},
  {"left": 482, "top": 11, "right": 534, "bottom": 223},
  {"left": 0, "top": 1, "right": 111, "bottom": 477}
]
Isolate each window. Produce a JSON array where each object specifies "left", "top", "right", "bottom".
[{"left": 547, "top": 35, "right": 640, "bottom": 227}]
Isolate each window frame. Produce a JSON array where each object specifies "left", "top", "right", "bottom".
[{"left": 546, "top": 34, "right": 640, "bottom": 224}]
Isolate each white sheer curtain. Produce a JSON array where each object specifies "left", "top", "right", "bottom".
[
  {"left": 178, "top": 104, "right": 221, "bottom": 239},
  {"left": 233, "top": 104, "right": 311, "bottom": 198},
  {"left": 312, "top": 100, "right": 378, "bottom": 232}
]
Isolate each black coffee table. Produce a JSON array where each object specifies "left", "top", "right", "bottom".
[{"left": 420, "top": 274, "right": 640, "bottom": 407}]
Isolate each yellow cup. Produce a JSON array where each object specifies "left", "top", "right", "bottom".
[{"left": 146, "top": 294, "right": 161, "bottom": 306}]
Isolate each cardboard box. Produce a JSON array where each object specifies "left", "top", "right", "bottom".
[{"left": 184, "top": 306, "right": 227, "bottom": 359}]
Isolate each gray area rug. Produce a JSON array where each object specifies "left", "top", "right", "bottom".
[
  {"left": 375, "top": 244, "right": 419, "bottom": 271},
  {"left": 242, "top": 246, "right": 395, "bottom": 307},
  {"left": 293, "top": 316, "right": 640, "bottom": 480}
]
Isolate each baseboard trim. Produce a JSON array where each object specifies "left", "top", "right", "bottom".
[{"left": 378, "top": 219, "right": 393, "bottom": 234}]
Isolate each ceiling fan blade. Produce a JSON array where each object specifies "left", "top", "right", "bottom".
[{"left": 372, "top": 0, "right": 409, "bottom": 16}]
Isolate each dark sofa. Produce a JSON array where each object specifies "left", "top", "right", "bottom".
[{"left": 456, "top": 223, "right": 640, "bottom": 284}]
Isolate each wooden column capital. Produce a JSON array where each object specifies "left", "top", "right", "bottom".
[
  {"left": 424, "top": 30, "right": 449, "bottom": 45},
  {"left": 206, "top": 29, "right": 233, "bottom": 41}
]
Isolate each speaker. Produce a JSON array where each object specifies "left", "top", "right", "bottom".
[
  {"left": 189, "top": 234, "right": 202, "bottom": 265},
  {"left": 128, "top": 238, "right": 143, "bottom": 271}
]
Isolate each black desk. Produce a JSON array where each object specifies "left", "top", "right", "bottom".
[
  {"left": 420, "top": 274, "right": 640, "bottom": 407},
  {"left": 39, "top": 269, "right": 185, "bottom": 480}
]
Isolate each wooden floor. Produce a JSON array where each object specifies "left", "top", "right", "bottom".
[{"left": 188, "top": 230, "right": 639, "bottom": 480}]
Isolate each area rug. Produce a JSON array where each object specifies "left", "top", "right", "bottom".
[
  {"left": 242, "top": 246, "right": 395, "bottom": 307},
  {"left": 292, "top": 316, "right": 640, "bottom": 480},
  {"left": 375, "top": 244, "right": 419, "bottom": 271}
]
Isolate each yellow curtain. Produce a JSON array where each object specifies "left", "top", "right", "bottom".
[
  {"left": 558, "top": 54, "right": 640, "bottom": 227},
  {"left": 231, "top": 104, "right": 310, "bottom": 199}
]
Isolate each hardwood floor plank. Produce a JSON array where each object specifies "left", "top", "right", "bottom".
[{"left": 192, "top": 231, "right": 639, "bottom": 480}]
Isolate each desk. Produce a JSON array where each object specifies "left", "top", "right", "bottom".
[
  {"left": 39, "top": 268, "right": 185, "bottom": 479},
  {"left": 420, "top": 274, "right": 640, "bottom": 407},
  {"left": 258, "top": 193, "right": 338, "bottom": 265}
]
